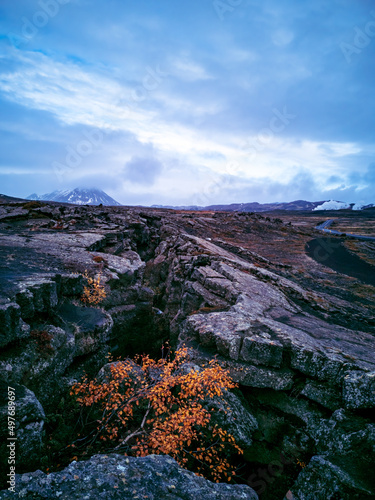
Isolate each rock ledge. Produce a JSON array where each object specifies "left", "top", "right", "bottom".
[{"left": 0, "top": 454, "right": 258, "bottom": 500}]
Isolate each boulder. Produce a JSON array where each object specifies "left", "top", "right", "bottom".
[
  {"left": 203, "top": 389, "right": 258, "bottom": 449},
  {"left": 0, "top": 325, "right": 75, "bottom": 406},
  {"left": 343, "top": 370, "right": 375, "bottom": 409},
  {"left": 0, "top": 382, "right": 45, "bottom": 470},
  {"left": 0, "top": 302, "right": 29, "bottom": 348},
  {"left": 0, "top": 454, "right": 259, "bottom": 499},
  {"left": 288, "top": 455, "right": 374, "bottom": 500}
]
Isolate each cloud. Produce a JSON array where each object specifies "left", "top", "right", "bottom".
[
  {"left": 123, "top": 156, "right": 163, "bottom": 186},
  {"left": 0, "top": 50, "right": 135, "bottom": 129},
  {"left": 171, "top": 56, "right": 213, "bottom": 82},
  {"left": 1, "top": 0, "right": 375, "bottom": 206},
  {"left": 272, "top": 29, "right": 294, "bottom": 46}
]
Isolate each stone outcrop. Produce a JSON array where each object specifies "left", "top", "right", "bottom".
[
  {"left": 0, "top": 382, "right": 45, "bottom": 469},
  {"left": 144, "top": 226, "right": 375, "bottom": 497},
  {"left": 289, "top": 454, "right": 374, "bottom": 499},
  {"left": 1, "top": 200, "right": 374, "bottom": 498},
  {"left": 0, "top": 454, "right": 258, "bottom": 499}
]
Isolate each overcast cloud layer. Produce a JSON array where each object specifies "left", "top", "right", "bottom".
[{"left": 0, "top": 0, "right": 375, "bottom": 206}]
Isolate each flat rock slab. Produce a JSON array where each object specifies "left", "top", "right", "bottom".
[
  {"left": 181, "top": 236, "right": 375, "bottom": 408},
  {"left": 0, "top": 232, "right": 103, "bottom": 300},
  {"left": 0, "top": 229, "right": 144, "bottom": 303}
]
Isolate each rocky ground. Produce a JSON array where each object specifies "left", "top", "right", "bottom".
[{"left": 0, "top": 199, "right": 374, "bottom": 499}]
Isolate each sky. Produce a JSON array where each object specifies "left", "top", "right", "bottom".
[{"left": 0, "top": 0, "right": 375, "bottom": 206}]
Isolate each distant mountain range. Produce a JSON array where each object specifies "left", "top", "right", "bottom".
[
  {"left": 27, "top": 188, "right": 121, "bottom": 206},
  {"left": 24, "top": 189, "right": 374, "bottom": 212},
  {"left": 150, "top": 201, "right": 322, "bottom": 211},
  {"left": 206, "top": 200, "right": 324, "bottom": 211},
  {"left": 153, "top": 199, "right": 374, "bottom": 212}
]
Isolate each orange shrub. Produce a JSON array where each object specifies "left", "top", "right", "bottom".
[
  {"left": 80, "top": 270, "right": 106, "bottom": 305},
  {"left": 71, "top": 346, "right": 243, "bottom": 482}
]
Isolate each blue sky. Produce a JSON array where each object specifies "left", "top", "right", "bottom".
[{"left": 0, "top": 0, "right": 375, "bottom": 206}]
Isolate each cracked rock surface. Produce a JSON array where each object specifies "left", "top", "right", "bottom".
[{"left": 0, "top": 200, "right": 374, "bottom": 498}]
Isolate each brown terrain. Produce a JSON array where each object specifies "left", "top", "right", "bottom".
[{"left": 0, "top": 199, "right": 374, "bottom": 499}]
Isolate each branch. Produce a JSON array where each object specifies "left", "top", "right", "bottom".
[{"left": 113, "top": 401, "right": 151, "bottom": 450}]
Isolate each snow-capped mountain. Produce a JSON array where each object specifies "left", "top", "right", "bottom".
[{"left": 27, "top": 188, "right": 121, "bottom": 206}]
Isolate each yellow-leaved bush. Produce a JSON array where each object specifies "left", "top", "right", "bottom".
[
  {"left": 80, "top": 270, "right": 106, "bottom": 305},
  {"left": 70, "top": 346, "right": 243, "bottom": 482}
]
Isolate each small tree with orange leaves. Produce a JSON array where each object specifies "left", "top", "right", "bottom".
[
  {"left": 70, "top": 346, "right": 243, "bottom": 482},
  {"left": 80, "top": 270, "right": 106, "bottom": 305}
]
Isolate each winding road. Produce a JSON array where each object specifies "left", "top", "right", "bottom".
[{"left": 315, "top": 219, "right": 375, "bottom": 241}]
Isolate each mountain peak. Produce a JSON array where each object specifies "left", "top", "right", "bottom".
[{"left": 27, "top": 188, "right": 121, "bottom": 206}]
